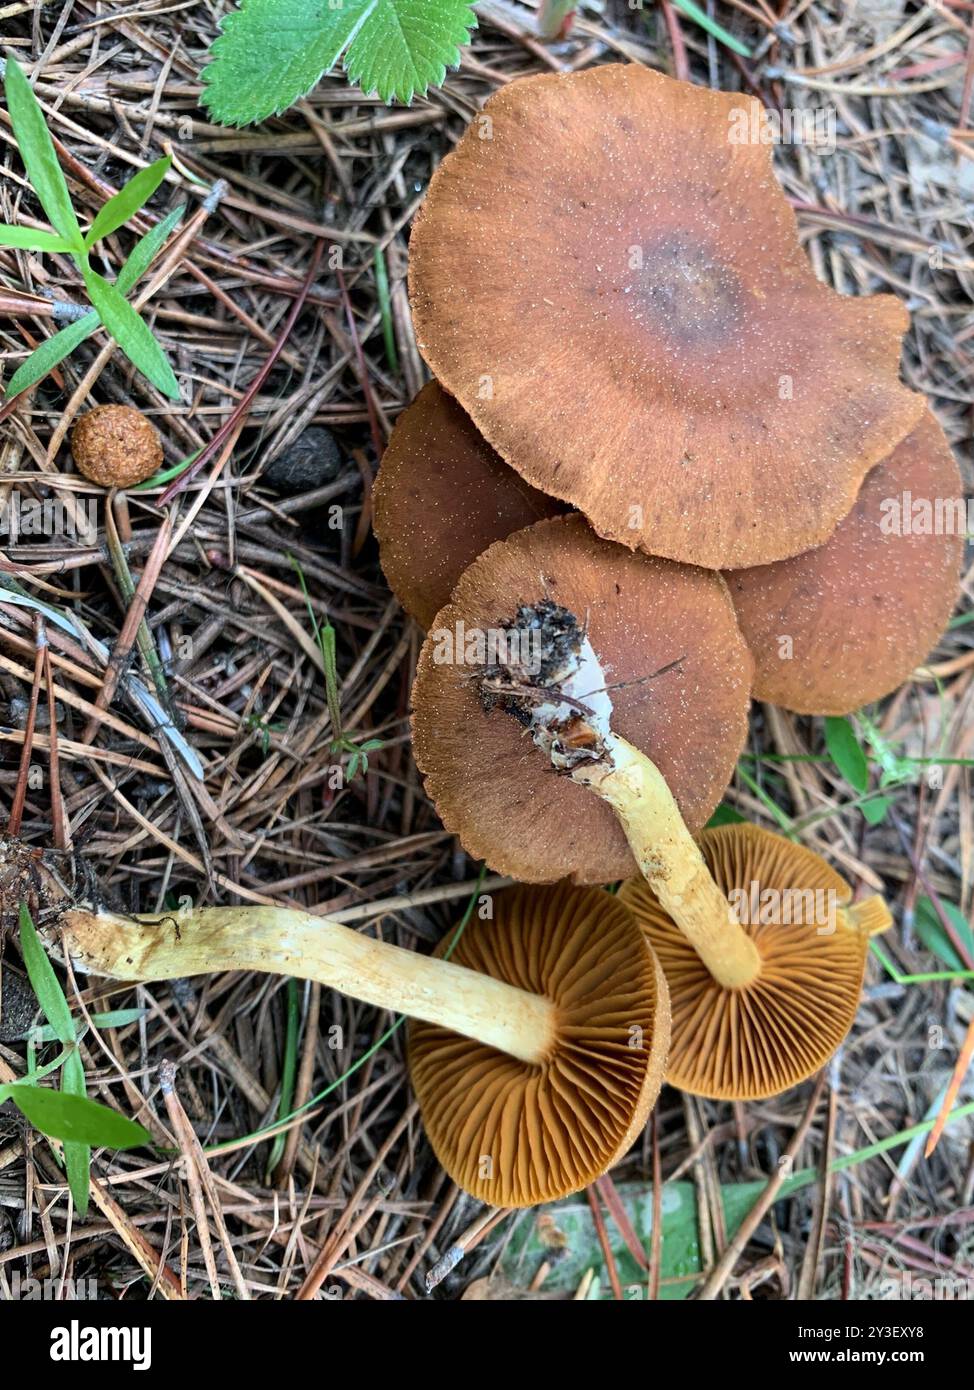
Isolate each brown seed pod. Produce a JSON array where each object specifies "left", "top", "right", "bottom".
[
  {"left": 408, "top": 881, "right": 670, "bottom": 1207},
  {"left": 620, "top": 824, "right": 890, "bottom": 1101},
  {"left": 71, "top": 404, "right": 163, "bottom": 488},
  {"left": 725, "top": 409, "right": 964, "bottom": 715},
  {"left": 373, "top": 381, "right": 565, "bottom": 628},
  {"left": 409, "top": 64, "right": 922, "bottom": 569}
]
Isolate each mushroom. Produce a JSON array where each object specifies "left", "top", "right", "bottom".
[
  {"left": 373, "top": 381, "right": 565, "bottom": 628},
  {"left": 59, "top": 879, "right": 669, "bottom": 1206},
  {"left": 725, "top": 409, "right": 964, "bottom": 714},
  {"left": 619, "top": 823, "right": 890, "bottom": 1100},
  {"left": 409, "top": 64, "right": 923, "bottom": 569},
  {"left": 71, "top": 405, "right": 163, "bottom": 488},
  {"left": 411, "top": 513, "right": 753, "bottom": 884},
  {"left": 412, "top": 518, "right": 890, "bottom": 1098}
]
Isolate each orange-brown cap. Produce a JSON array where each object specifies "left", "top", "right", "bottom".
[
  {"left": 411, "top": 513, "right": 753, "bottom": 883},
  {"left": 409, "top": 64, "right": 923, "bottom": 570},
  {"left": 726, "top": 409, "right": 964, "bottom": 715},
  {"left": 373, "top": 381, "right": 565, "bottom": 627},
  {"left": 408, "top": 880, "right": 670, "bottom": 1206},
  {"left": 620, "top": 823, "right": 890, "bottom": 1100}
]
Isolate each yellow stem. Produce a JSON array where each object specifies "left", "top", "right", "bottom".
[
  {"left": 573, "top": 734, "right": 761, "bottom": 989},
  {"left": 59, "top": 906, "right": 557, "bottom": 1066}
]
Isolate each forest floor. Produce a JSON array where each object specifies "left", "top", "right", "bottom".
[{"left": 0, "top": 0, "right": 972, "bottom": 1300}]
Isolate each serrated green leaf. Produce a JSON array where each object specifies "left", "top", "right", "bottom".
[
  {"left": 824, "top": 716, "right": 869, "bottom": 793},
  {"left": 84, "top": 155, "right": 172, "bottom": 248},
  {"left": 200, "top": 0, "right": 476, "bottom": 125},
  {"left": 81, "top": 263, "right": 180, "bottom": 399},
  {"left": 0, "top": 223, "right": 73, "bottom": 252},
  {"left": 4, "top": 312, "right": 97, "bottom": 398},
  {"left": 3, "top": 55, "right": 83, "bottom": 249},
  {"left": 19, "top": 902, "right": 76, "bottom": 1046},
  {"left": 345, "top": 0, "right": 477, "bottom": 105},
  {"left": 5, "top": 1085, "right": 150, "bottom": 1151}
]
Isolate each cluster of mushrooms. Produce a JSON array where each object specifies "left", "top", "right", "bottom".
[{"left": 61, "top": 65, "right": 962, "bottom": 1212}]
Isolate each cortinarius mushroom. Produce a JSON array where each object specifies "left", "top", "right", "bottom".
[
  {"left": 373, "top": 381, "right": 564, "bottom": 628},
  {"left": 725, "top": 409, "right": 964, "bottom": 714},
  {"left": 409, "top": 64, "right": 923, "bottom": 569},
  {"left": 71, "top": 404, "right": 163, "bottom": 488},
  {"left": 620, "top": 823, "right": 890, "bottom": 1100},
  {"left": 411, "top": 513, "right": 753, "bottom": 883},
  {"left": 60, "top": 881, "right": 669, "bottom": 1206}
]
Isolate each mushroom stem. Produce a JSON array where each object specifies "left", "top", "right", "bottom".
[
  {"left": 59, "top": 906, "right": 558, "bottom": 1066},
  {"left": 573, "top": 734, "right": 762, "bottom": 989}
]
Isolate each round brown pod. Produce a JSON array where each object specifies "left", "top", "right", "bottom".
[
  {"left": 408, "top": 880, "right": 670, "bottom": 1206},
  {"left": 71, "top": 405, "right": 163, "bottom": 488},
  {"left": 411, "top": 513, "right": 753, "bottom": 883},
  {"left": 409, "top": 64, "right": 922, "bottom": 570},
  {"left": 373, "top": 381, "right": 565, "bottom": 627},
  {"left": 725, "top": 409, "right": 964, "bottom": 715},
  {"left": 620, "top": 824, "right": 890, "bottom": 1101}
]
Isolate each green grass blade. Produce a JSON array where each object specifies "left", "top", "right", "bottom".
[
  {"left": 671, "top": 0, "right": 752, "bottom": 57},
  {"left": 4, "top": 312, "right": 98, "bottom": 398},
  {"left": 81, "top": 263, "right": 180, "bottom": 399},
  {"left": 19, "top": 902, "right": 76, "bottom": 1046},
  {"left": 3, "top": 55, "right": 83, "bottom": 249},
  {"left": 84, "top": 155, "right": 172, "bottom": 247},
  {"left": 115, "top": 204, "right": 185, "bottom": 294},
  {"left": 0, "top": 223, "right": 73, "bottom": 252}
]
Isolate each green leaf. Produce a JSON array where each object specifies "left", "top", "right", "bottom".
[
  {"left": 4, "top": 1085, "right": 151, "bottom": 1150},
  {"left": 81, "top": 263, "right": 180, "bottom": 399},
  {"left": 705, "top": 802, "right": 745, "bottom": 829},
  {"left": 3, "top": 55, "right": 83, "bottom": 249},
  {"left": 915, "top": 896, "right": 974, "bottom": 972},
  {"left": 115, "top": 205, "right": 185, "bottom": 294},
  {"left": 345, "top": 0, "right": 477, "bottom": 105},
  {"left": 2, "top": 208, "right": 184, "bottom": 401},
  {"left": 200, "top": 0, "right": 476, "bottom": 125},
  {"left": 824, "top": 716, "right": 869, "bottom": 793},
  {"left": 61, "top": 1050, "right": 91, "bottom": 1217},
  {"left": 19, "top": 903, "right": 76, "bottom": 1046},
  {"left": 4, "top": 312, "right": 97, "bottom": 398},
  {"left": 861, "top": 793, "right": 895, "bottom": 826},
  {"left": 84, "top": 156, "right": 172, "bottom": 248},
  {"left": 0, "top": 223, "right": 73, "bottom": 252}
]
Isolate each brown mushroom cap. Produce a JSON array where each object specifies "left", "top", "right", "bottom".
[
  {"left": 71, "top": 405, "right": 163, "bottom": 488},
  {"left": 408, "top": 880, "right": 670, "bottom": 1206},
  {"left": 373, "top": 381, "right": 565, "bottom": 627},
  {"left": 409, "top": 64, "right": 923, "bottom": 570},
  {"left": 620, "top": 824, "right": 888, "bottom": 1100},
  {"left": 725, "top": 409, "right": 964, "bottom": 715},
  {"left": 411, "top": 513, "right": 753, "bottom": 883}
]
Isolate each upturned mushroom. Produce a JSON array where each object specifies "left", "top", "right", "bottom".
[
  {"left": 373, "top": 381, "right": 565, "bottom": 628},
  {"left": 411, "top": 513, "right": 753, "bottom": 884},
  {"left": 725, "top": 409, "right": 964, "bottom": 714},
  {"left": 411, "top": 519, "right": 891, "bottom": 1099},
  {"left": 620, "top": 824, "right": 890, "bottom": 1100},
  {"left": 59, "top": 880, "right": 670, "bottom": 1206},
  {"left": 409, "top": 64, "right": 923, "bottom": 569}
]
